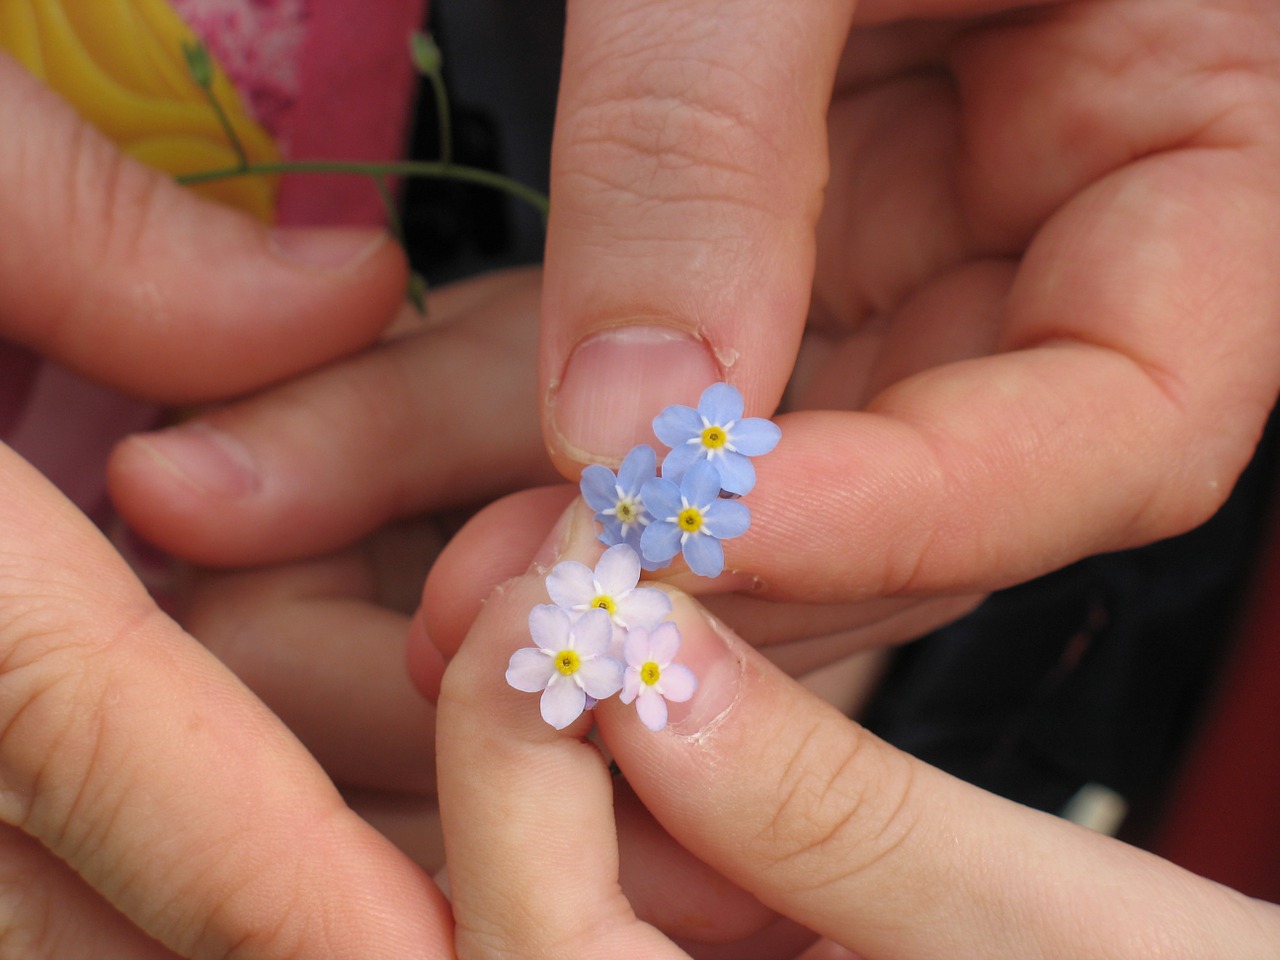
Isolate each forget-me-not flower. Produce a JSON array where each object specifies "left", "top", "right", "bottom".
[
  {"left": 640, "top": 460, "right": 751, "bottom": 578},
  {"left": 505, "top": 605, "right": 623, "bottom": 729},
  {"left": 579, "top": 444, "right": 658, "bottom": 564},
  {"left": 652, "top": 382, "right": 781, "bottom": 495},
  {"left": 619, "top": 622, "right": 697, "bottom": 732},
  {"left": 545, "top": 544, "right": 672, "bottom": 647}
]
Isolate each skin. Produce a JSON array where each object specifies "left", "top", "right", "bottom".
[
  {"left": 9, "top": 0, "right": 1280, "bottom": 952},
  {"left": 436, "top": 505, "right": 1280, "bottom": 959},
  {"left": 0, "top": 55, "right": 454, "bottom": 960}
]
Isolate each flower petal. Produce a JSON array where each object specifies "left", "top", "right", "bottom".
[
  {"left": 647, "top": 621, "right": 682, "bottom": 665},
  {"left": 703, "top": 498, "right": 751, "bottom": 540},
  {"left": 682, "top": 533, "right": 725, "bottom": 578},
  {"left": 540, "top": 677, "right": 587, "bottom": 729},
  {"left": 623, "top": 626, "right": 656, "bottom": 667},
  {"left": 595, "top": 514, "right": 626, "bottom": 547},
  {"left": 594, "top": 543, "right": 641, "bottom": 594},
  {"left": 653, "top": 403, "right": 702, "bottom": 447},
  {"left": 681, "top": 460, "right": 723, "bottom": 506},
  {"left": 572, "top": 607, "right": 614, "bottom": 656},
  {"left": 577, "top": 656, "right": 625, "bottom": 699},
  {"left": 657, "top": 662, "right": 697, "bottom": 703},
  {"left": 616, "top": 586, "right": 672, "bottom": 630},
  {"left": 640, "top": 476, "right": 682, "bottom": 519},
  {"left": 545, "top": 560, "right": 595, "bottom": 610},
  {"left": 635, "top": 688, "right": 670, "bottom": 732},
  {"left": 713, "top": 450, "right": 757, "bottom": 496},
  {"left": 621, "top": 669, "right": 640, "bottom": 704},
  {"left": 641, "top": 520, "right": 682, "bottom": 566},
  {"left": 698, "top": 382, "right": 743, "bottom": 425},
  {"left": 615, "top": 444, "right": 657, "bottom": 495},
  {"left": 659, "top": 439, "right": 702, "bottom": 484},
  {"left": 579, "top": 464, "right": 620, "bottom": 512},
  {"left": 729, "top": 417, "right": 781, "bottom": 456},
  {"left": 528, "top": 604, "right": 571, "bottom": 651},
  {"left": 505, "top": 647, "right": 555, "bottom": 692}
]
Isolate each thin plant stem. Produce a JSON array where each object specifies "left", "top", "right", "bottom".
[
  {"left": 428, "top": 70, "right": 452, "bottom": 166},
  {"left": 177, "top": 159, "right": 549, "bottom": 220}
]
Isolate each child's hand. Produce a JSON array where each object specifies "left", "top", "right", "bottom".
[{"left": 433, "top": 505, "right": 1280, "bottom": 958}]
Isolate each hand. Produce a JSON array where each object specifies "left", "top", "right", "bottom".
[
  {"left": 0, "top": 56, "right": 453, "bottom": 957},
  {"left": 434, "top": 506, "right": 1280, "bottom": 958},
  {"left": 537, "top": 0, "right": 1280, "bottom": 610}
]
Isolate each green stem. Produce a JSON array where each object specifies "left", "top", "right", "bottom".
[
  {"left": 428, "top": 71, "right": 453, "bottom": 166},
  {"left": 177, "top": 159, "right": 548, "bottom": 220}
]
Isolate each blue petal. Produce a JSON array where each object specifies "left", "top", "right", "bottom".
[
  {"left": 682, "top": 532, "right": 725, "bottom": 578},
  {"left": 652, "top": 404, "right": 702, "bottom": 447},
  {"left": 698, "top": 382, "right": 744, "bottom": 424},
  {"left": 713, "top": 450, "right": 757, "bottom": 496},
  {"left": 615, "top": 444, "right": 657, "bottom": 495},
  {"left": 660, "top": 439, "right": 702, "bottom": 484},
  {"left": 640, "top": 476, "right": 682, "bottom": 518},
  {"left": 729, "top": 417, "right": 781, "bottom": 456},
  {"left": 703, "top": 498, "right": 751, "bottom": 539},
  {"left": 641, "top": 520, "right": 682, "bottom": 565},
  {"left": 580, "top": 464, "right": 619, "bottom": 512},
  {"left": 595, "top": 515, "right": 626, "bottom": 546},
  {"left": 681, "top": 460, "right": 723, "bottom": 506}
]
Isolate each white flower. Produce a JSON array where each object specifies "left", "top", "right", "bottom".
[
  {"left": 506, "top": 606, "right": 623, "bottom": 729},
  {"left": 545, "top": 544, "right": 672, "bottom": 646},
  {"left": 619, "top": 622, "right": 697, "bottom": 732}
]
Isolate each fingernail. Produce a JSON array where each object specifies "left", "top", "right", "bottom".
[
  {"left": 127, "top": 423, "right": 260, "bottom": 498},
  {"left": 530, "top": 498, "right": 595, "bottom": 573},
  {"left": 269, "top": 226, "right": 388, "bottom": 272},
  {"left": 665, "top": 595, "right": 744, "bottom": 738},
  {"left": 550, "top": 324, "right": 720, "bottom": 462}
]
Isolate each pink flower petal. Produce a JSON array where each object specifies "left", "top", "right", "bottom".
[
  {"left": 540, "top": 677, "right": 587, "bottom": 729},
  {"left": 657, "top": 663, "right": 697, "bottom": 703},
  {"left": 635, "top": 689, "right": 669, "bottom": 732},
  {"left": 506, "top": 648, "right": 555, "bottom": 693}
]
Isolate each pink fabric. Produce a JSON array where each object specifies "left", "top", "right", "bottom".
[{"left": 3, "top": 0, "right": 428, "bottom": 519}]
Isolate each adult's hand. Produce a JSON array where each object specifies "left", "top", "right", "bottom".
[
  {"left": 539, "top": 0, "right": 1280, "bottom": 604},
  {"left": 435, "top": 507, "right": 1280, "bottom": 958}
]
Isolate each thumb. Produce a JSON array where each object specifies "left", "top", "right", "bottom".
[
  {"left": 597, "top": 597, "right": 1280, "bottom": 958},
  {"left": 540, "top": 0, "right": 854, "bottom": 469},
  {"left": 0, "top": 54, "right": 406, "bottom": 402}
]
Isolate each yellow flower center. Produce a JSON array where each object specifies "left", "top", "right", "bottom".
[
  {"left": 590, "top": 594, "right": 616, "bottom": 615},
  {"left": 640, "top": 661, "right": 662, "bottom": 686},
  {"left": 616, "top": 500, "right": 638, "bottom": 523},
  {"left": 555, "top": 649, "right": 581, "bottom": 676},
  {"left": 701, "top": 426, "right": 727, "bottom": 449},
  {"left": 678, "top": 507, "right": 704, "bottom": 533}
]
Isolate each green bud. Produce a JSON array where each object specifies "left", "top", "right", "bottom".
[
  {"left": 181, "top": 39, "right": 215, "bottom": 89},
  {"left": 410, "top": 31, "right": 443, "bottom": 77}
]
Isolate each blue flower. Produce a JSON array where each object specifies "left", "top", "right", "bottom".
[
  {"left": 640, "top": 460, "right": 751, "bottom": 578},
  {"left": 652, "top": 383, "right": 781, "bottom": 496},
  {"left": 579, "top": 444, "right": 660, "bottom": 566}
]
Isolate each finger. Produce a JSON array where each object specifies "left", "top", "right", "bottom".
[
  {"left": 540, "top": 0, "right": 855, "bottom": 469},
  {"left": 108, "top": 268, "right": 560, "bottom": 566},
  {"left": 0, "top": 55, "right": 405, "bottom": 402},
  {"left": 181, "top": 530, "right": 439, "bottom": 795},
  {"left": 726, "top": 141, "right": 1280, "bottom": 602},
  {"left": 415, "top": 489, "right": 978, "bottom": 696},
  {"left": 597, "top": 596, "right": 1280, "bottom": 958},
  {"left": 0, "top": 829, "right": 179, "bottom": 960},
  {"left": 436, "top": 559, "right": 684, "bottom": 959},
  {"left": 0, "top": 445, "right": 451, "bottom": 959}
]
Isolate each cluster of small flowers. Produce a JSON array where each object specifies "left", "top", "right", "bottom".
[
  {"left": 505, "top": 544, "right": 694, "bottom": 730},
  {"left": 505, "top": 383, "right": 780, "bottom": 731},
  {"left": 581, "top": 382, "right": 781, "bottom": 579}
]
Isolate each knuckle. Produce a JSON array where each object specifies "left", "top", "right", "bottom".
[{"left": 755, "top": 711, "right": 919, "bottom": 893}]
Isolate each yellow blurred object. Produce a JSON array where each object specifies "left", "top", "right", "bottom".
[{"left": 0, "top": 0, "right": 281, "bottom": 221}]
